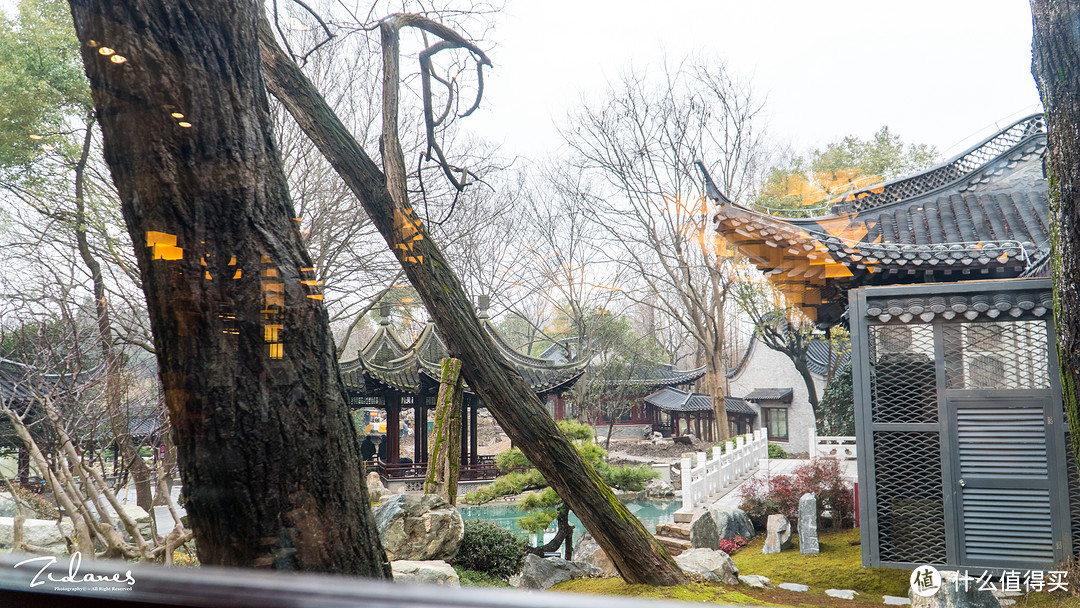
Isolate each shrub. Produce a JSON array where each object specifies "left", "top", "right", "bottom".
[
  {"left": 767, "top": 442, "right": 787, "bottom": 459},
  {"left": 450, "top": 519, "right": 527, "bottom": 580},
  {"left": 818, "top": 362, "right": 855, "bottom": 436},
  {"left": 597, "top": 463, "right": 658, "bottom": 491},
  {"left": 737, "top": 457, "right": 855, "bottom": 531},
  {"left": 455, "top": 567, "right": 512, "bottom": 587},
  {"left": 717, "top": 535, "right": 749, "bottom": 555},
  {"left": 463, "top": 469, "right": 546, "bottom": 504},
  {"left": 557, "top": 419, "right": 595, "bottom": 441},
  {"left": 2, "top": 486, "right": 59, "bottom": 519}
]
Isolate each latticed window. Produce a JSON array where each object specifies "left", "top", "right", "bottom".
[
  {"left": 762, "top": 407, "right": 788, "bottom": 441},
  {"left": 944, "top": 320, "right": 1049, "bottom": 390}
]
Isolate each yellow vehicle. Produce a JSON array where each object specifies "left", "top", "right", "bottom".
[{"left": 361, "top": 408, "right": 386, "bottom": 436}]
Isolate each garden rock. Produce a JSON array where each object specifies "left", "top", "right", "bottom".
[
  {"left": 798, "top": 493, "right": 819, "bottom": 554},
  {"left": 691, "top": 506, "right": 755, "bottom": 549},
  {"left": 0, "top": 516, "right": 72, "bottom": 554},
  {"left": 574, "top": 533, "right": 618, "bottom": 576},
  {"left": 391, "top": 560, "right": 460, "bottom": 586},
  {"left": 910, "top": 570, "right": 998, "bottom": 608},
  {"left": 644, "top": 478, "right": 675, "bottom": 499},
  {"left": 518, "top": 553, "right": 601, "bottom": 589},
  {"left": 375, "top": 494, "right": 463, "bottom": 561},
  {"left": 762, "top": 514, "right": 792, "bottom": 554},
  {"left": 0, "top": 494, "right": 44, "bottom": 519},
  {"left": 778, "top": 582, "right": 809, "bottom": 592},
  {"left": 738, "top": 574, "right": 770, "bottom": 588},
  {"left": 673, "top": 548, "right": 739, "bottom": 585},
  {"left": 826, "top": 589, "right": 858, "bottom": 600},
  {"left": 882, "top": 596, "right": 911, "bottom": 606},
  {"left": 367, "top": 471, "right": 385, "bottom": 492},
  {"left": 117, "top": 504, "right": 154, "bottom": 543}
]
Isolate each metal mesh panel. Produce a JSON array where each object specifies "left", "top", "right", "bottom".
[
  {"left": 874, "top": 431, "right": 948, "bottom": 564},
  {"left": 869, "top": 324, "right": 938, "bottom": 423},
  {"left": 943, "top": 321, "right": 1049, "bottom": 389},
  {"left": 1067, "top": 432, "right": 1080, "bottom": 557}
]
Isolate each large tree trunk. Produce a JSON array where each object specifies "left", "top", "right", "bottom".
[
  {"left": 704, "top": 348, "right": 730, "bottom": 442},
  {"left": 1031, "top": 0, "right": 1080, "bottom": 464},
  {"left": 258, "top": 19, "right": 686, "bottom": 586},
  {"left": 67, "top": 1, "right": 389, "bottom": 576}
]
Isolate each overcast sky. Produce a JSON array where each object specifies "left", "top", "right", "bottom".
[{"left": 464, "top": 0, "right": 1042, "bottom": 163}]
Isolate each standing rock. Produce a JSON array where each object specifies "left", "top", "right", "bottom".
[
  {"left": 117, "top": 504, "right": 154, "bottom": 543},
  {"left": 574, "top": 533, "right": 618, "bottom": 576},
  {"left": 391, "top": 560, "right": 461, "bottom": 586},
  {"left": 0, "top": 517, "right": 73, "bottom": 554},
  {"left": 762, "top": 514, "right": 792, "bottom": 554},
  {"left": 798, "top": 493, "right": 819, "bottom": 554},
  {"left": 739, "top": 574, "right": 771, "bottom": 588},
  {"left": 691, "top": 506, "right": 755, "bottom": 549},
  {"left": 367, "top": 471, "right": 385, "bottom": 492},
  {"left": 674, "top": 548, "right": 739, "bottom": 585},
  {"left": 910, "top": 570, "right": 999, "bottom": 608},
  {"left": 375, "top": 494, "right": 463, "bottom": 561},
  {"left": 518, "top": 553, "right": 602, "bottom": 589},
  {"left": 644, "top": 478, "right": 675, "bottom": 499}
]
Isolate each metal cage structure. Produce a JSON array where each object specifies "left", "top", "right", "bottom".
[{"left": 851, "top": 277, "right": 1076, "bottom": 571}]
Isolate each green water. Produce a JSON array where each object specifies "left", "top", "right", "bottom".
[{"left": 459, "top": 498, "right": 682, "bottom": 554}]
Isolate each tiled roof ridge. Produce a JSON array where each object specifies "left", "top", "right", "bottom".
[{"left": 824, "top": 113, "right": 1046, "bottom": 215}]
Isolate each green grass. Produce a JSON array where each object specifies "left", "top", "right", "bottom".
[
  {"left": 455, "top": 568, "right": 513, "bottom": 588},
  {"left": 551, "top": 578, "right": 777, "bottom": 605},
  {"left": 731, "top": 528, "right": 908, "bottom": 597}
]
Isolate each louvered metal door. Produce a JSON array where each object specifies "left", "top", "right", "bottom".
[{"left": 948, "top": 395, "right": 1060, "bottom": 568}]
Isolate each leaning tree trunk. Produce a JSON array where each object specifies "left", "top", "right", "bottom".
[
  {"left": 1032, "top": 0, "right": 1080, "bottom": 464},
  {"left": 258, "top": 19, "right": 686, "bottom": 586},
  {"left": 66, "top": 0, "right": 390, "bottom": 576},
  {"left": 704, "top": 347, "right": 730, "bottom": 442}
]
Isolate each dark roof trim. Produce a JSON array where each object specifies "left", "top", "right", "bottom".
[{"left": 742, "top": 388, "right": 794, "bottom": 403}]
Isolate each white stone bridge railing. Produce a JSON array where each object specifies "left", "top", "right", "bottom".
[
  {"left": 808, "top": 428, "right": 857, "bottom": 460},
  {"left": 677, "top": 429, "right": 768, "bottom": 515}
]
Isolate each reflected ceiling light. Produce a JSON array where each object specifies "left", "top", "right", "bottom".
[
  {"left": 178, "top": 121, "right": 192, "bottom": 128},
  {"left": 110, "top": 55, "right": 127, "bottom": 64},
  {"left": 171, "top": 112, "right": 184, "bottom": 119},
  {"left": 29, "top": 134, "right": 42, "bottom": 140},
  {"left": 98, "top": 47, "right": 115, "bottom": 56},
  {"left": 87, "top": 40, "right": 99, "bottom": 47},
  {"left": 42, "top": 145, "right": 54, "bottom": 151}
]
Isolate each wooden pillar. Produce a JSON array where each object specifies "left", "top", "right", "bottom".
[
  {"left": 672, "top": 412, "right": 680, "bottom": 437},
  {"left": 459, "top": 398, "right": 469, "bottom": 466},
  {"left": 413, "top": 396, "right": 424, "bottom": 463},
  {"left": 470, "top": 403, "right": 479, "bottom": 466},
  {"left": 17, "top": 445, "right": 29, "bottom": 487},
  {"left": 386, "top": 394, "right": 400, "bottom": 464}
]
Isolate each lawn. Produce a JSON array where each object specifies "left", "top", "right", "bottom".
[{"left": 552, "top": 529, "right": 1080, "bottom": 607}]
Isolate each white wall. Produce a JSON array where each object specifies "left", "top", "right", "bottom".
[{"left": 727, "top": 339, "right": 826, "bottom": 455}]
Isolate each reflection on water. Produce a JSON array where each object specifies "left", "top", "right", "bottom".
[{"left": 459, "top": 498, "right": 682, "bottom": 556}]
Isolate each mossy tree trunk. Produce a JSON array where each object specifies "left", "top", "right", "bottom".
[
  {"left": 66, "top": 0, "right": 389, "bottom": 576},
  {"left": 1032, "top": 0, "right": 1080, "bottom": 464},
  {"left": 425, "top": 357, "right": 462, "bottom": 504},
  {"left": 258, "top": 19, "right": 686, "bottom": 586}
]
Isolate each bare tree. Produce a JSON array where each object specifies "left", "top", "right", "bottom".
[{"left": 564, "top": 58, "right": 769, "bottom": 441}]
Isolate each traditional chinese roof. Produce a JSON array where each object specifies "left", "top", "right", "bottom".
[
  {"left": 708, "top": 114, "right": 1049, "bottom": 327},
  {"left": 643, "top": 387, "right": 756, "bottom": 416},
  {"left": 861, "top": 278, "right": 1053, "bottom": 324},
  {"left": 742, "top": 387, "right": 794, "bottom": 404},
  {"left": 340, "top": 315, "right": 588, "bottom": 399},
  {"left": 598, "top": 363, "right": 706, "bottom": 391},
  {"left": 0, "top": 358, "right": 97, "bottom": 404},
  {"left": 806, "top": 336, "right": 851, "bottom": 377}
]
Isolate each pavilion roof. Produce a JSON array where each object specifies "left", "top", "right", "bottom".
[
  {"left": 709, "top": 114, "right": 1049, "bottom": 327},
  {"left": 643, "top": 386, "right": 756, "bottom": 416},
  {"left": 341, "top": 315, "right": 588, "bottom": 398}
]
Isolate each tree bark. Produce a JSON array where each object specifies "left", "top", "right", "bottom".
[
  {"left": 258, "top": 18, "right": 686, "bottom": 585},
  {"left": 425, "top": 357, "right": 462, "bottom": 504},
  {"left": 1031, "top": 0, "right": 1080, "bottom": 464},
  {"left": 67, "top": 0, "right": 389, "bottom": 576}
]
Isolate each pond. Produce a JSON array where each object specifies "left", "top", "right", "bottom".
[{"left": 458, "top": 497, "right": 682, "bottom": 556}]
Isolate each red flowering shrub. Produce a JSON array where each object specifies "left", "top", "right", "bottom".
[
  {"left": 738, "top": 457, "right": 855, "bottom": 531},
  {"left": 717, "top": 535, "right": 749, "bottom": 555}
]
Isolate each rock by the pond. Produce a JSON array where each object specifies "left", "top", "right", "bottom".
[
  {"left": 574, "top": 533, "right": 618, "bottom": 577},
  {"left": 672, "top": 435, "right": 694, "bottom": 446},
  {"left": 0, "top": 516, "right": 72, "bottom": 554},
  {"left": 518, "top": 553, "right": 602, "bottom": 589},
  {"left": 825, "top": 589, "right": 859, "bottom": 600},
  {"left": 375, "top": 494, "right": 463, "bottom": 561},
  {"left": 910, "top": 570, "right": 999, "bottom": 608},
  {"left": 391, "top": 560, "right": 460, "bottom": 586},
  {"left": 738, "top": 574, "right": 771, "bottom": 588},
  {"left": 798, "top": 492, "right": 819, "bottom": 554},
  {"left": 883, "top": 595, "right": 911, "bottom": 606},
  {"left": 778, "top": 582, "right": 809, "bottom": 592},
  {"left": 673, "top": 548, "right": 739, "bottom": 585},
  {"left": 762, "top": 514, "right": 792, "bottom": 554},
  {"left": 117, "top": 504, "right": 154, "bottom": 543},
  {"left": 367, "top": 471, "right": 385, "bottom": 492},
  {"left": 644, "top": 478, "right": 675, "bottom": 499},
  {"left": 691, "top": 505, "right": 755, "bottom": 549}
]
